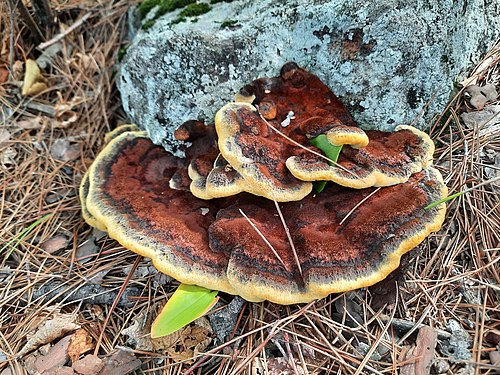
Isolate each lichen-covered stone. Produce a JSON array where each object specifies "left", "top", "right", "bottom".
[{"left": 118, "top": 0, "right": 499, "bottom": 156}]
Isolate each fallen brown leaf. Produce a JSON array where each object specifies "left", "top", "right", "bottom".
[
  {"left": 50, "top": 139, "right": 80, "bottom": 162},
  {"left": 152, "top": 317, "right": 213, "bottom": 362},
  {"left": 18, "top": 314, "right": 80, "bottom": 358},
  {"left": 22, "top": 59, "right": 48, "bottom": 96},
  {"left": 67, "top": 329, "right": 94, "bottom": 363},
  {"left": 72, "top": 354, "right": 103, "bottom": 375},
  {"left": 40, "top": 234, "right": 70, "bottom": 254},
  {"left": 98, "top": 349, "right": 141, "bottom": 375},
  {"left": 121, "top": 310, "right": 153, "bottom": 351},
  {"left": 399, "top": 326, "right": 437, "bottom": 375}
]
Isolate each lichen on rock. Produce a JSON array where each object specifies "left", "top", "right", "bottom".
[{"left": 119, "top": 0, "right": 499, "bottom": 156}]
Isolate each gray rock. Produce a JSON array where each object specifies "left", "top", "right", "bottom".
[
  {"left": 440, "top": 319, "right": 472, "bottom": 361},
  {"left": 118, "top": 0, "right": 499, "bottom": 156}
]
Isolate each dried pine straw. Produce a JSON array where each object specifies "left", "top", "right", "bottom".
[{"left": 0, "top": 1, "right": 499, "bottom": 373}]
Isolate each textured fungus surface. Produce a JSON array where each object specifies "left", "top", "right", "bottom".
[
  {"left": 83, "top": 129, "right": 236, "bottom": 295},
  {"left": 82, "top": 126, "right": 447, "bottom": 304},
  {"left": 287, "top": 125, "right": 435, "bottom": 188},
  {"left": 199, "top": 64, "right": 435, "bottom": 200}
]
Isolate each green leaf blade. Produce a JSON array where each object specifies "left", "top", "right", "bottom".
[
  {"left": 151, "top": 284, "right": 218, "bottom": 338},
  {"left": 309, "top": 134, "right": 343, "bottom": 193}
]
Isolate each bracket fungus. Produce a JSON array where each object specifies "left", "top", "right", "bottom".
[
  {"left": 193, "top": 62, "right": 435, "bottom": 201},
  {"left": 80, "top": 63, "right": 448, "bottom": 304}
]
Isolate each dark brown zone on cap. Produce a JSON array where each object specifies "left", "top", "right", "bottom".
[
  {"left": 98, "top": 137, "right": 230, "bottom": 270},
  {"left": 208, "top": 169, "right": 442, "bottom": 287},
  {"left": 231, "top": 106, "right": 308, "bottom": 189},
  {"left": 239, "top": 61, "right": 357, "bottom": 137}
]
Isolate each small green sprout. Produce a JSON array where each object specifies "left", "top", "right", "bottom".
[
  {"left": 425, "top": 176, "right": 500, "bottom": 210},
  {"left": 151, "top": 284, "right": 218, "bottom": 338},
  {"left": 309, "top": 134, "right": 343, "bottom": 193}
]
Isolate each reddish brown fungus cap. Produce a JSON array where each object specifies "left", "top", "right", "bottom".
[
  {"left": 82, "top": 125, "right": 447, "bottom": 304},
  {"left": 205, "top": 63, "right": 434, "bottom": 200},
  {"left": 209, "top": 167, "right": 447, "bottom": 303},
  {"left": 287, "top": 125, "right": 435, "bottom": 188},
  {"left": 83, "top": 126, "right": 236, "bottom": 295}
]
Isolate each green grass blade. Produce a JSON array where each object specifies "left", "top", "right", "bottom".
[
  {"left": 425, "top": 176, "right": 500, "bottom": 210},
  {"left": 425, "top": 191, "right": 465, "bottom": 210},
  {"left": 1, "top": 214, "right": 53, "bottom": 257},
  {"left": 151, "top": 284, "right": 218, "bottom": 338}
]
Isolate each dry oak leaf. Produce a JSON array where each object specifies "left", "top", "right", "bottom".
[
  {"left": 17, "top": 314, "right": 80, "bottom": 358},
  {"left": 22, "top": 59, "right": 48, "bottom": 96},
  {"left": 67, "top": 329, "right": 94, "bottom": 363}
]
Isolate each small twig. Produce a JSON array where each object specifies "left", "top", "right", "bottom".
[
  {"left": 8, "top": 0, "right": 45, "bottom": 44},
  {"left": 239, "top": 208, "right": 288, "bottom": 271},
  {"left": 94, "top": 255, "right": 142, "bottom": 355},
  {"left": 339, "top": 187, "right": 381, "bottom": 226},
  {"left": 29, "top": 281, "right": 143, "bottom": 307},
  {"left": 273, "top": 200, "right": 302, "bottom": 277},
  {"left": 38, "top": 12, "right": 92, "bottom": 50}
]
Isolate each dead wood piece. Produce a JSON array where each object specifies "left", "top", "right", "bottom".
[
  {"left": 30, "top": 282, "right": 143, "bottom": 307},
  {"left": 399, "top": 326, "right": 437, "bottom": 375}
]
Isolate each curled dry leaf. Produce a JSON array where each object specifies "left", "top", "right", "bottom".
[
  {"left": 121, "top": 310, "right": 153, "bottom": 351},
  {"left": 0, "top": 147, "right": 17, "bottom": 166},
  {"left": 22, "top": 59, "right": 48, "bottom": 96},
  {"left": 152, "top": 317, "right": 213, "bottom": 362},
  {"left": 67, "top": 329, "right": 94, "bottom": 363},
  {"left": 17, "top": 314, "right": 80, "bottom": 358}
]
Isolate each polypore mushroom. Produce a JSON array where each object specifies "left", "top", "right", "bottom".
[
  {"left": 82, "top": 125, "right": 236, "bottom": 295},
  {"left": 81, "top": 125, "right": 447, "bottom": 304},
  {"left": 209, "top": 167, "right": 447, "bottom": 303},
  {"left": 193, "top": 63, "right": 435, "bottom": 201}
]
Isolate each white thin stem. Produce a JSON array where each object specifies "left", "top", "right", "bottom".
[
  {"left": 239, "top": 208, "right": 288, "bottom": 271},
  {"left": 339, "top": 187, "right": 381, "bottom": 226},
  {"left": 273, "top": 200, "right": 303, "bottom": 277}
]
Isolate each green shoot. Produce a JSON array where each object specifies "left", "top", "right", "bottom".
[
  {"left": 1, "top": 214, "right": 53, "bottom": 258},
  {"left": 151, "top": 284, "right": 218, "bottom": 338},
  {"left": 425, "top": 176, "right": 500, "bottom": 210},
  {"left": 309, "top": 134, "right": 343, "bottom": 193}
]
